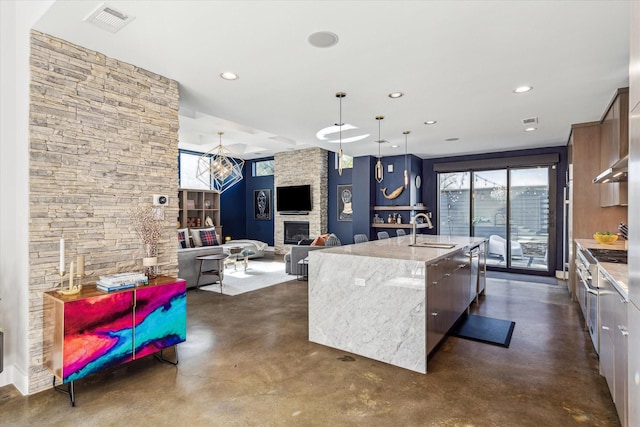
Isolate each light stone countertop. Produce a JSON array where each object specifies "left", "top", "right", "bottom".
[{"left": 318, "top": 235, "right": 487, "bottom": 263}]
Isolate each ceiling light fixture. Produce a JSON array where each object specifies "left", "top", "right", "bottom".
[
  {"left": 388, "top": 92, "right": 404, "bottom": 98},
  {"left": 424, "top": 120, "right": 437, "bottom": 125},
  {"left": 403, "top": 131, "right": 410, "bottom": 188},
  {"left": 336, "top": 92, "right": 346, "bottom": 176},
  {"left": 220, "top": 72, "right": 239, "bottom": 80},
  {"left": 374, "top": 116, "right": 385, "bottom": 183},
  {"left": 196, "top": 132, "right": 245, "bottom": 193},
  {"left": 524, "top": 127, "right": 537, "bottom": 132},
  {"left": 513, "top": 85, "right": 533, "bottom": 93},
  {"left": 308, "top": 31, "right": 339, "bottom": 48}
]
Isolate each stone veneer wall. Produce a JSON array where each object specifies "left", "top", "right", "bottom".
[
  {"left": 28, "top": 31, "right": 179, "bottom": 393},
  {"left": 274, "top": 148, "right": 328, "bottom": 254}
]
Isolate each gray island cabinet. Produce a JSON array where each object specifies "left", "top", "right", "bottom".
[{"left": 308, "top": 235, "right": 486, "bottom": 374}]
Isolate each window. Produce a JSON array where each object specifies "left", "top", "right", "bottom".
[
  {"left": 334, "top": 153, "right": 353, "bottom": 170},
  {"left": 179, "top": 151, "right": 211, "bottom": 190},
  {"left": 253, "top": 159, "right": 274, "bottom": 176}
]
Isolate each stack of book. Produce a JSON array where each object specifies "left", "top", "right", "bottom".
[{"left": 96, "top": 272, "right": 148, "bottom": 292}]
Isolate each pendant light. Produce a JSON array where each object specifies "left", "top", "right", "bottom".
[
  {"left": 374, "top": 116, "right": 384, "bottom": 183},
  {"left": 336, "top": 92, "right": 346, "bottom": 176},
  {"left": 403, "top": 131, "right": 410, "bottom": 188},
  {"left": 196, "top": 132, "right": 245, "bottom": 193}
]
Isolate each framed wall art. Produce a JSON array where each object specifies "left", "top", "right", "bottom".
[
  {"left": 254, "top": 189, "right": 271, "bottom": 220},
  {"left": 337, "top": 184, "right": 353, "bottom": 222}
]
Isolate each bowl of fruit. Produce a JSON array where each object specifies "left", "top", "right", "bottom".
[{"left": 593, "top": 232, "right": 619, "bottom": 245}]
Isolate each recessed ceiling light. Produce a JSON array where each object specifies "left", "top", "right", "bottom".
[
  {"left": 308, "top": 31, "right": 339, "bottom": 48},
  {"left": 388, "top": 92, "right": 404, "bottom": 98},
  {"left": 513, "top": 85, "right": 533, "bottom": 93},
  {"left": 445, "top": 137, "right": 459, "bottom": 142},
  {"left": 524, "top": 127, "right": 537, "bottom": 132},
  {"left": 424, "top": 120, "right": 437, "bottom": 125},
  {"left": 391, "top": 145, "right": 399, "bottom": 148},
  {"left": 220, "top": 72, "right": 238, "bottom": 80}
]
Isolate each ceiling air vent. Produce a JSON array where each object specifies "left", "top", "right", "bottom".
[
  {"left": 84, "top": 3, "right": 135, "bottom": 33},
  {"left": 521, "top": 117, "right": 538, "bottom": 125}
]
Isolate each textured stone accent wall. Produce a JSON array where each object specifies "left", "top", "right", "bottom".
[
  {"left": 28, "top": 31, "right": 179, "bottom": 393},
  {"left": 274, "top": 148, "right": 328, "bottom": 254}
]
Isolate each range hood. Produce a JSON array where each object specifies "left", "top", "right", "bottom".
[{"left": 593, "top": 154, "right": 628, "bottom": 183}]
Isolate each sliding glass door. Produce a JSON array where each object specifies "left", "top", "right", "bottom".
[{"left": 438, "top": 166, "right": 553, "bottom": 274}]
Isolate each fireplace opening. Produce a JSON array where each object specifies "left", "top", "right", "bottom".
[{"left": 284, "top": 221, "right": 309, "bottom": 244}]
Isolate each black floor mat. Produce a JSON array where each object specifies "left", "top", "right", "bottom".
[{"left": 450, "top": 314, "right": 515, "bottom": 348}]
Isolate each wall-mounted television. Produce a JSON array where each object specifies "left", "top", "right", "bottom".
[{"left": 276, "top": 184, "right": 312, "bottom": 213}]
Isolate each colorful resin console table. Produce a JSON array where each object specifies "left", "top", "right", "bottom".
[{"left": 43, "top": 276, "right": 186, "bottom": 406}]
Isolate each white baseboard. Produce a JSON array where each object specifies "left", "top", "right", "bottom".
[{"left": 0, "top": 363, "right": 28, "bottom": 395}]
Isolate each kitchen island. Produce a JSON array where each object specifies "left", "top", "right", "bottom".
[{"left": 308, "top": 235, "right": 486, "bottom": 374}]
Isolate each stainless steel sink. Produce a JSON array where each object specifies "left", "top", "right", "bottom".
[{"left": 408, "top": 243, "right": 457, "bottom": 249}]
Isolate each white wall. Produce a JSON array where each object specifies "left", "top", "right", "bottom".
[{"left": 0, "top": 0, "right": 54, "bottom": 394}]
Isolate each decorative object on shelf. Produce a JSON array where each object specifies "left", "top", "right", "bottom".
[
  {"left": 205, "top": 216, "right": 214, "bottom": 227},
  {"left": 129, "top": 206, "right": 162, "bottom": 279},
  {"left": 374, "top": 116, "right": 384, "bottom": 183},
  {"left": 403, "top": 131, "right": 410, "bottom": 188},
  {"left": 196, "top": 131, "right": 245, "bottom": 193},
  {"left": 187, "top": 199, "right": 196, "bottom": 209},
  {"left": 381, "top": 185, "right": 404, "bottom": 200},
  {"left": 336, "top": 91, "right": 346, "bottom": 176},
  {"left": 143, "top": 243, "right": 158, "bottom": 279},
  {"left": 254, "top": 189, "right": 271, "bottom": 220},
  {"left": 337, "top": 184, "right": 353, "bottom": 221},
  {"left": 56, "top": 240, "right": 84, "bottom": 295}
]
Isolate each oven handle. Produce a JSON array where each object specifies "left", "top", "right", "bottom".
[{"left": 576, "top": 267, "right": 598, "bottom": 294}]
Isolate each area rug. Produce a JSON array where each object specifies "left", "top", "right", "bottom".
[
  {"left": 449, "top": 314, "right": 516, "bottom": 348},
  {"left": 199, "top": 260, "right": 293, "bottom": 296}
]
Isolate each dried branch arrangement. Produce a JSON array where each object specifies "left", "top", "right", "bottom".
[{"left": 129, "top": 206, "right": 162, "bottom": 244}]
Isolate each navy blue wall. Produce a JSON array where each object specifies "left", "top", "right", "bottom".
[
  {"left": 220, "top": 163, "right": 247, "bottom": 241},
  {"left": 244, "top": 158, "right": 275, "bottom": 245},
  {"left": 421, "top": 145, "right": 568, "bottom": 273},
  {"left": 352, "top": 156, "right": 377, "bottom": 241},
  {"left": 328, "top": 152, "right": 354, "bottom": 244}
]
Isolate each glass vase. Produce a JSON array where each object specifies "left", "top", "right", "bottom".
[{"left": 143, "top": 242, "right": 158, "bottom": 279}]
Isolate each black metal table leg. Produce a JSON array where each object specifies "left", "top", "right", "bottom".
[
  {"left": 154, "top": 345, "right": 179, "bottom": 366},
  {"left": 53, "top": 376, "right": 75, "bottom": 406}
]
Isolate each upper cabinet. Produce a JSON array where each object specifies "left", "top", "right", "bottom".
[{"left": 598, "top": 88, "right": 629, "bottom": 207}]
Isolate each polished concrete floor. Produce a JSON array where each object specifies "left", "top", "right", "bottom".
[{"left": 1, "top": 272, "right": 620, "bottom": 426}]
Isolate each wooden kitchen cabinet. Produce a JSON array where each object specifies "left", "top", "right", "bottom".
[
  {"left": 599, "top": 88, "right": 628, "bottom": 207},
  {"left": 425, "top": 251, "right": 472, "bottom": 355}
]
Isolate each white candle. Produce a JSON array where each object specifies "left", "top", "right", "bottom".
[
  {"left": 69, "top": 261, "right": 74, "bottom": 290},
  {"left": 59, "top": 238, "right": 65, "bottom": 273},
  {"left": 76, "top": 255, "right": 85, "bottom": 276}
]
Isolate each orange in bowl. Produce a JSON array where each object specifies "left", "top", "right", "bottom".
[{"left": 593, "top": 233, "right": 618, "bottom": 244}]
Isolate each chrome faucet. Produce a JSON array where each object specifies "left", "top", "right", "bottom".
[{"left": 411, "top": 213, "right": 434, "bottom": 245}]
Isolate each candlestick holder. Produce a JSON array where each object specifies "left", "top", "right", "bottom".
[{"left": 56, "top": 268, "right": 81, "bottom": 296}]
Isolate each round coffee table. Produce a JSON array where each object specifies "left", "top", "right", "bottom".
[{"left": 195, "top": 253, "right": 228, "bottom": 293}]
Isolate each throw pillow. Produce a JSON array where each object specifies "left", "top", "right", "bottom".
[
  {"left": 310, "top": 235, "right": 325, "bottom": 246},
  {"left": 177, "top": 228, "right": 191, "bottom": 248},
  {"left": 178, "top": 230, "right": 188, "bottom": 249},
  {"left": 190, "top": 227, "right": 216, "bottom": 247},
  {"left": 200, "top": 229, "right": 219, "bottom": 246}
]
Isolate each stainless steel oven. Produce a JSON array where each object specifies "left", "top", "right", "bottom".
[{"left": 575, "top": 246, "right": 600, "bottom": 354}]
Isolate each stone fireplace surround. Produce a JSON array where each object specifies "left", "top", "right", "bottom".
[{"left": 274, "top": 148, "right": 328, "bottom": 255}]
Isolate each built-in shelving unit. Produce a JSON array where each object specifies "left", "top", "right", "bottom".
[
  {"left": 371, "top": 205, "right": 430, "bottom": 229},
  {"left": 177, "top": 188, "right": 222, "bottom": 236}
]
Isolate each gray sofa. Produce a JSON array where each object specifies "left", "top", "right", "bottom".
[
  {"left": 178, "top": 246, "right": 225, "bottom": 289},
  {"left": 177, "top": 239, "right": 268, "bottom": 289},
  {"left": 284, "top": 246, "right": 325, "bottom": 276}
]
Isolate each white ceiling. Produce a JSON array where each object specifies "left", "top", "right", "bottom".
[{"left": 33, "top": 1, "right": 631, "bottom": 160}]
